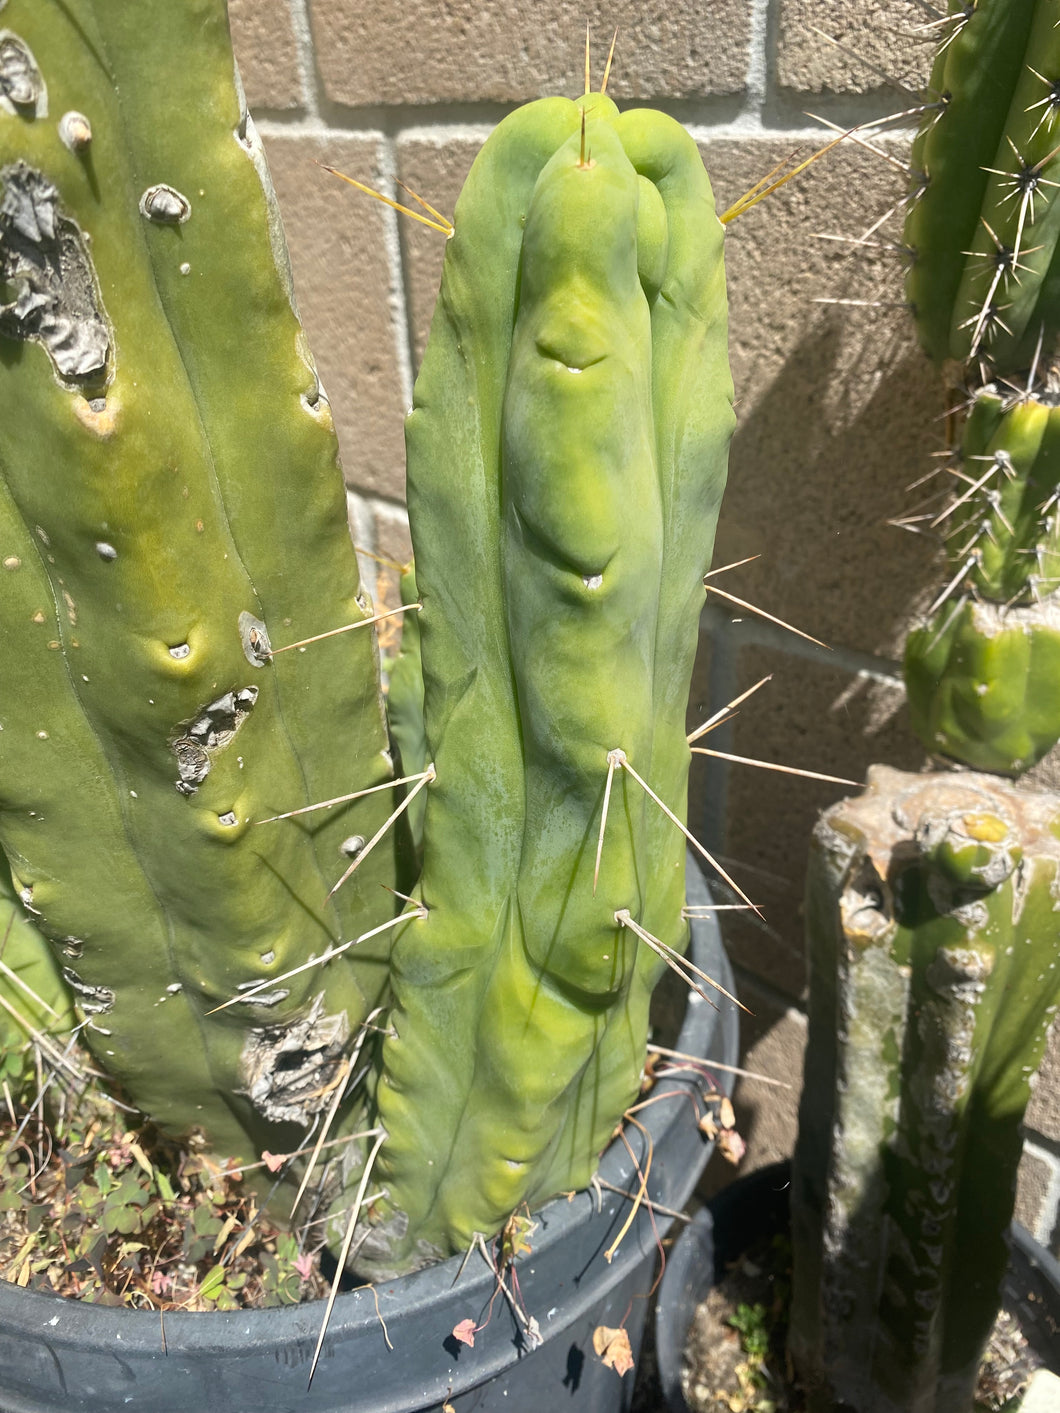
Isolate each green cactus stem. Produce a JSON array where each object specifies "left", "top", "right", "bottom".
[
  {"left": 384, "top": 565, "right": 428, "bottom": 857},
  {"left": 355, "top": 91, "right": 733, "bottom": 1275},
  {"left": 905, "top": 0, "right": 1060, "bottom": 371},
  {"left": 904, "top": 381, "right": 1060, "bottom": 773},
  {"left": 0, "top": 0, "right": 400, "bottom": 1170},
  {"left": 790, "top": 765, "right": 1060, "bottom": 1413},
  {"left": 0, "top": 850, "right": 77, "bottom": 1082}
]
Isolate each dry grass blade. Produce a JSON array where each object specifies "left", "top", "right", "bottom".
[
  {"left": 308, "top": 1127, "right": 387, "bottom": 1388},
  {"left": 604, "top": 1116, "right": 652, "bottom": 1263},
  {"left": 0, "top": 954, "right": 60, "bottom": 1019},
  {"left": 0, "top": 991, "right": 78, "bottom": 1079}
]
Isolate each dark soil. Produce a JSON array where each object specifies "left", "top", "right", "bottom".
[{"left": 678, "top": 1233, "right": 1045, "bottom": 1413}]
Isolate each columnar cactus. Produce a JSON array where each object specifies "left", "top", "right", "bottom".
[
  {"left": 792, "top": 3, "right": 1060, "bottom": 1405},
  {"left": 0, "top": 0, "right": 402, "bottom": 1171},
  {"left": 902, "top": 0, "right": 1060, "bottom": 771},
  {"left": 904, "top": 384, "right": 1060, "bottom": 773},
  {"left": 790, "top": 767, "right": 1060, "bottom": 1413},
  {"left": 361, "top": 93, "right": 733, "bottom": 1273}
]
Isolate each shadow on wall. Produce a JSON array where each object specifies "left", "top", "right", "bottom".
[{"left": 688, "top": 311, "right": 941, "bottom": 1186}]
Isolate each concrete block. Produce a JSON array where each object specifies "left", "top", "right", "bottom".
[
  {"left": 310, "top": 0, "right": 750, "bottom": 107},
  {"left": 263, "top": 133, "right": 409, "bottom": 500},
  {"left": 228, "top": 0, "right": 303, "bottom": 112}
]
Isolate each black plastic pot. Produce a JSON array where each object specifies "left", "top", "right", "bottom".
[
  {"left": 655, "top": 1162, "right": 1060, "bottom": 1413},
  {"left": 0, "top": 858, "right": 738, "bottom": 1413}
]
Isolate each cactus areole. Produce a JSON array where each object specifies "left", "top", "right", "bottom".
[{"left": 0, "top": 0, "right": 734, "bottom": 1284}]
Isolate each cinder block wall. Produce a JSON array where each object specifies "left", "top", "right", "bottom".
[{"left": 228, "top": 0, "right": 1060, "bottom": 1248}]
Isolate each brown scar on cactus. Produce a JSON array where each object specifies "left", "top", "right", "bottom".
[
  {"left": 171, "top": 687, "right": 258, "bottom": 796},
  {"left": 0, "top": 161, "right": 109, "bottom": 381},
  {"left": 238, "top": 993, "right": 349, "bottom": 1126}
]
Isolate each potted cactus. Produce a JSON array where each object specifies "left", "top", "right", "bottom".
[
  {"left": 787, "top": 0, "right": 1060, "bottom": 1408},
  {"left": 653, "top": 2, "right": 1060, "bottom": 1409},
  {"left": 0, "top": 1, "right": 740, "bottom": 1406}
]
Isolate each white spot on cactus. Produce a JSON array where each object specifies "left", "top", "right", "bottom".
[
  {"left": 58, "top": 111, "right": 92, "bottom": 152},
  {"left": 168, "top": 642, "right": 190, "bottom": 660},
  {"left": 95, "top": 541, "right": 117, "bottom": 561},
  {"left": 218, "top": 810, "right": 238, "bottom": 827},
  {"left": 340, "top": 835, "right": 365, "bottom": 858},
  {"left": 0, "top": 32, "right": 45, "bottom": 116},
  {"left": 166, "top": 982, "right": 182, "bottom": 994},
  {"left": 179, "top": 262, "right": 190, "bottom": 275},
  {"left": 35, "top": 525, "right": 49, "bottom": 546},
  {"left": 139, "top": 184, "right": 190, "bottom": 224},
  {"left": 583, "top": 573, "right": 603, "bottom": 590},
  {"left": 259, "top": 950, "right": 275, "bottom": 965},
  {"left": 2, "top": 556, "right": 19, "bottom": 570},
  {"left": 235, "top": 989, "right": 291, "bottom": 1007},
  {"left": 36, "top": 730, "right": 47, "bottom": 739}
]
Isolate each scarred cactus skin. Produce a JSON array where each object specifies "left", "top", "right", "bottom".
[
  {"left": 0, "top": 1, "right": 401, "bottom": 1169},
  {"left": 358, "top": 92, "right": 733, "bottom": 1274},
  {"left": 790, "top": 766, "right": 1060, "bottom": 1413}
]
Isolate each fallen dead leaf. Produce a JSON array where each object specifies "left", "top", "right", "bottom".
[
  {"left": 718, "top": 1128, "right": 746, "bottom": 1166},
  {"left": 452, "top": 1317, "right": 477, "bottom": 1347},
  {"left": 593, "top": 1324, "right": 634, "bottom": 1376}
]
